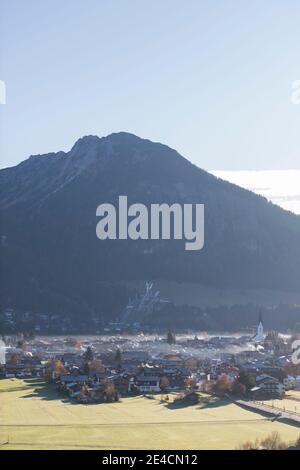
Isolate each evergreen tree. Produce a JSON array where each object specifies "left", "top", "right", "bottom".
[
  {"left": 115, "top": 348, "right": 122, "bottom": 364},
  {"left": 238, "top": 369, "right": 255, "bottom": 391},
  {"left": 167, "top": 330, "right": 176, "bottom": 345},
  {"left": 83, "top": 346, "right": 94, "bottom": 363}
]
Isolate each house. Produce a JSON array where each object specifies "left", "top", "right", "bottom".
[
  {"left": 283, "top": 375, "right": 296, "bottom": 390},
  {"left": 173, "top": 391, "right": 199, "bottom": 406},
  {"left": 295, "top": 376, "right": 300, "bottom": 389},
  {"left": 161, "top": 354, "right": 182, "bottom": 367},
  {"left": 61, "top": 353, "right": 84, "bottom": 368},
  {"left": 93, "top": 371, "right": 114, "bottom": 383},
  {"left": 113, "top": 373, "right": 133, "bottom": 394},
  {"left": 122, "top": 351, "right": 150, "bottom": 363},
  {"left": 5, "top": 362, "right": 33, "bottom": 378},
  {"left": 59, "top": 374, "right": 88, "bottom": 385},
  {"left": 133, "top": 374, "right": 161, "bottom": 393},
  {"left": 184, "top": 357, "right": 198, "bottom": 370},
  {"left": 242, "top": 363, "right": 286, "bottom": 381},
  {"left": 250, "top": 374, "right": 285, "bottom": 398}
]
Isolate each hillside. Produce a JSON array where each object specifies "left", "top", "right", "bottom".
[{"left": 1, "top": 132, "right": 300, "bottom": 325}]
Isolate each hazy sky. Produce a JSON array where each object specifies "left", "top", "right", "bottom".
[{"left": 1, "top": 0, "right": 300, "bottom": 170}]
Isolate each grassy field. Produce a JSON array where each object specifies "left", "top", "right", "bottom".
[
  {"left": 261, "top": 390, "right": 300, "bottom": 414},
  {"left": 1, "top": 378, "right": 300, "bottom": 450}
]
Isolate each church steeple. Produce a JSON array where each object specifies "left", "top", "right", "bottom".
[{"left": 252, "top": 309, "right": 265, "bottom": 343}]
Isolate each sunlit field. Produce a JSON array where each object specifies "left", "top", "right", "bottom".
[
  {"left": 1, "top": 378, "right": 300, "bottom": 450},
  {"left": 261, "top": 390, "right": 300, "bottom": 415}
]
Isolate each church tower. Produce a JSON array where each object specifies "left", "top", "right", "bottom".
[{"left": 253, "top": 310, "right": 265, "bottom": 343}]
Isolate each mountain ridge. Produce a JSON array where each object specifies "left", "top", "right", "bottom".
[{"left": 1, "top": 132, "right": 300, "bottom": 326}]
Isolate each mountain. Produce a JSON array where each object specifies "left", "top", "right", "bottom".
[{"left": 1, "top": 132, "right": 300, "bottom": 328}]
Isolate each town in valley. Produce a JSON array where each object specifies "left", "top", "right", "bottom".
[{"left": 2, "top": 306, "right": 300, "bottom": 449}]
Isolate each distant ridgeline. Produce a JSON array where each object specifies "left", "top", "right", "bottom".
[{"left": 1, "top": 132, "right": 300, "bottom": 332}]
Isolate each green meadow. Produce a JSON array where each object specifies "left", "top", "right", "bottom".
[{"left": 1, "top": 378, "right": 300, "bottom": 450}]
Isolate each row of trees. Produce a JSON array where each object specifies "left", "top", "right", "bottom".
[
  {"left": 79, "top": 380, "right": 119, "bottom": 403},
  {"left": 212, "top": 370, "right": 256, "bottom": 397},
  {"left": 239, "top": 432, "right": 300, "bottom": 450},
  {"left": 86, "top": 347, "right": 122, "bottom": 365}
]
